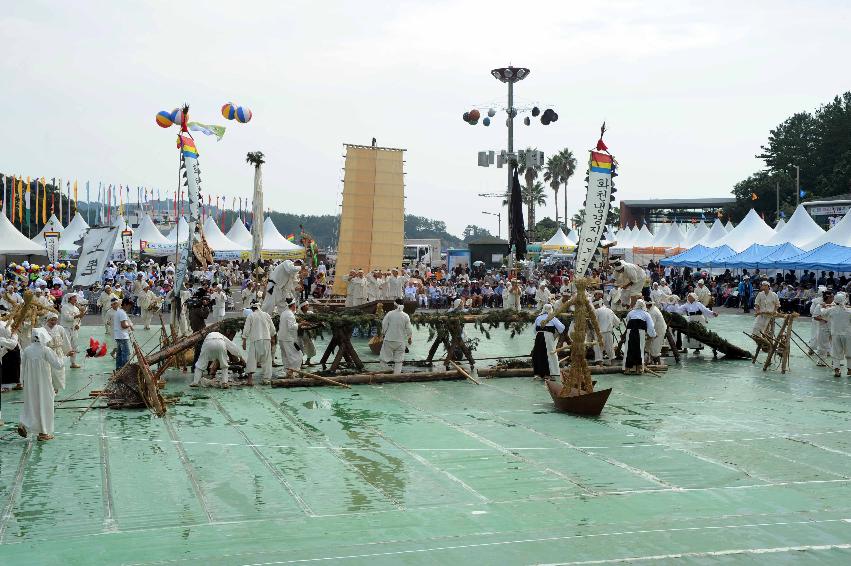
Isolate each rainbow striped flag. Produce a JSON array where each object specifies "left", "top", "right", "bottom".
[
  {"left": 590, "top": 151, "right": 612, "bottom": 174},
  {"left": 177, "top": 134, "right": 199, "bottom": 159},
  {"left": 286, "top": 233, "right": 295, "bottom": 242}
]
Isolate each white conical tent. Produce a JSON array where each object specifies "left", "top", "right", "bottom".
[
  {"left": 166, "top": 217, "right": 189, "bottom": 243},
  {"left": 226, "top": 218, "right": 253, "bottom": 248},
  {"left": 202, "top": 216, "right": 248, "bottom": 251},
  {"left": 712, "top": 209, "right": 775, "bottom": 252},
  {"left": 764, "top": 205, "right": 824, "bottom": 247},
  {"left": 802, "top": 209, "right": 851, "bottom": 250},
  {"left": 684, "top": 222, "right": 709, "bottom": 247},
  {"left": 566, "top": 229, "right": 579, "bottom": 244},
  {"left": 542, "top": 227, "right": 574, "bottom": 250},
  {"left": 133, "top": 214, "right": 172, "bottom": 249},
  {"left": 724, "top": 221, "right": 734, "bottom": 232},
  {"left": 262, "top": 217, "right": 305, "bottom": 254},
  {"left": 57, "top": 212, "right": 91, "bottom": 252},
  {"left": 620, "top": 226, "right": 636, "bottom": 246},
  {"left": 666, "top": 223, "right": 687, "bottom": 248},
  {"left": 696, "top": 219, "right": 731, "bottom": 247},
  {"left": 774, "top": 218, "right": 786, "bottom": 232},
  {"left": 632, "top": 225, "right": 655, "bottom": 246},
  {"left": 651, "top": 224, "right": 671, "bottom": 246},
  {"left": 0, "top": 212, "right": 47, "bottom": 255},
  {"left": 112, "top": 216, "right": 128, "bottom": 251},
  {"left": 31, "top": 214, "right": 64, "bottom": 243}
]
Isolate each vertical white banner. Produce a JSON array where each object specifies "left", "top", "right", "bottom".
[
  {"left": 121, "top": 229, "right": 133, "bottom": 260},
  {"left": 73, "top": 226, "right": 120, "bottom": 287},
  {"left": 574, "top": 151, "right": 614, "bottom": 276},
  {"left": 43, "top": 231, "right": 61, "bottom": 264}
]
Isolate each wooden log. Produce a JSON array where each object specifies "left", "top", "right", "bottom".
[
  {"left": 292, "top": 368, "right": 352, "bottom": 388},
  {"left": 449, "top": 360, "right": 481, "bottom": 385},
  {"left": 270, "top": 364, "right": 668, "bottom": 387}
]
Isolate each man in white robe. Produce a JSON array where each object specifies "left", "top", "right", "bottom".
[
  {"left": 385, "top": 269, "right": 406, "bottom": 300},
  {"left": 808, "top": 285, "right": 827, "bottom": 355},
  {"left": 531, "top": 304, "right": 566, "bottom": 379},
  {"left": 624, "top": 300, "right": 656, "bottom": 374},
  {"left": 242, "top": 300, "right": 275, "bottom": 385},
  {"left": 261, "top": 259, "right": 301, "bottom": 314},
  {"left": 0, "top": 322, "right": 19, "bottom": 423},
  {"left": 816, "top": 292, "right": 851, "bottom": 377},
  {"left": 380, "top": 299, "right": 413, "bottom": 374},
  {"left": 98, "top": 285, "right": 118, "bottom": 334},
  {"left": 593, "top": 300, "right": 619, "bottom": 366},
  {"left": 645, "top": 298, "right": 668, "bottom": 364},
  {"left": 811, "top": 289, "right": 833, "bottom": 364},
  {"left": 753, "top": 280, "right": 781, "bottom": 338},
  {"left": 42, "top": 313, "right": 71, "bottom": 391},
  {"left": 365, "top": 270, "right": 384, "bottom": 303},
  {"left": 191, "top": 328, "right": 244, "bottom": 388},
  {"left": 694, "top": 279, "right": 712, "bottom": 307},
  {"left": 678, "top": 292, "right": 719, "bottom": 352},
  {"left": 60, "top": 293, "right": 84, "bottom": 368},
  {"left": 278, "top": 299, "right": 302, "bottom": 377},
  {"left": 209, "top": 284, "right": 227, "bottom": 323},
  {"left": 17, "top": 328, "right": 64, "bottom": 441},
  {"left": 612, "top": 260, "right": 646, "bottom": 308},
  {"left": 298, "top": 302, "right": 316, "bottom": 365},
  {"left": 534, "top": 282, "right": 552, "bottom": 311},
  {"left": 138, "top": 285, "right": 159, "bottom": 330}
]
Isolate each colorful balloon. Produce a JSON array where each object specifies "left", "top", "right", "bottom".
[
  {"left": 171, "top": 108, "right": 184, "bottom": 126},
  {"left": 156, "top": 110, "right": 174, "bottom": 128},
  {"left": 235, "top": 106, "right": 252, "bottom": 123},
  {"left": 221, "top": 102, "right": 236, "bottom": 120}
]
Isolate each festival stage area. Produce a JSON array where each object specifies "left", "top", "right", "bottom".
[{"left": 3, "top": 316, "right": 851, "bottom": 564}]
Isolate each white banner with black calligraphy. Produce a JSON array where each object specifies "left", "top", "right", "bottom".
[
  {"left": 73, "top": 226, "right": 121, "bottom": 287},
  {"left": 43, "top": 231, "right": 61, "bottom": 264},
  {"left": 121, "top": 229, "right": 133, "bottom": 260},
  {"left": 574, "top": 151, "right": 615, "bottom": 276}
]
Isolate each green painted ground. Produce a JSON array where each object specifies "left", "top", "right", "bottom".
[{"left": 2, "top": 314, "right": 851, "bottom": 565}]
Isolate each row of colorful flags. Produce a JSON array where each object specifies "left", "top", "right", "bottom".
[{"left": 0, "top": 174, "right": 264, "bottom": 233}]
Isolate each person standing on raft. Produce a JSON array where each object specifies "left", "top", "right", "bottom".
[
  {"left": 532, "top": 304, "right": 566, "bottom": 380},
  {"left": 623, "top": 299, "right": 656, "bottom": 374}
]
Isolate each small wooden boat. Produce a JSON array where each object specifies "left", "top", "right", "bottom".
[{"left": 545, "top": 379, "right": 612, "bottom": 417}]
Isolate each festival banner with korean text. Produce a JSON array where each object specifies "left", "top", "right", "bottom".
[
  {"left": 43, "top": 231, "right": 61, "bottom": 264},
  {"left": 73, "top": 226, "right": 120, "bottom": 287},
  {"left": 574, "top": 147, "right": 615, "bottom": 276}
]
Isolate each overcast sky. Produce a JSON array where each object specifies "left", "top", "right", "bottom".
[{"left": 2, "top": 1, "right": 849, "bottom": 236}]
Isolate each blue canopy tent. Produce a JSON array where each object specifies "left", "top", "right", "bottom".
[
  {"left": 660, "top": 244, "right": 710, "bottom": 267},
  {"left": 777, "top": 242, "right": 851, "bottom": 272},
  {"left": 720, "top": 242, "right": 804, "bottom": 270},
  {"left": 694, "top": 245, "right": 736, "bottom": 268}
]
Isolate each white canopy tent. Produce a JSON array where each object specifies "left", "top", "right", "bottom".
[
  {"left": 565, "top": 228, "right": 579, "bottom": 244},
  {"left": 763, "top": 205, "right": 824, "bottom": 247},
  {"left": 631, "top": 225, "right": 655, "bottom": 247},
  {"left": 712, "top": 209, "right": 775, "bottom": 252},
  {"left": 226, "top": 218, "right": 253, "bottom": 248},
  {"left": 684, "top": 222, "right": 709, "bottom": 247},
  {"left": 166, "top": 217, "right": 190, "bottom": 243},
  {"left": 262, "top": 217, "right": 304, "bottom": 253},
  {"left": 802, "top": 208, "right": 851, "bottom": 250},
  {"left": 696, "top": 219, "right": 733, "bottom": 247},
  {"left": 774, "top": 218, "right": 786, "bottom": 232},
  {"left": 31, "top": 214, "right": 64, "bottom": 244},
  {"left": 57, "top": 212, "right": 91, "bottom": 253},
  {"left": 203, "top": 216, "right": 248, "bottom": 252},
  {"left": 0, "top": 212, "right": 48, "bottom": 255},
  {"left": 724, "top": 220, "right": 734, "bottom": 232},
  {"left": 134, "top": 214, "right": 172, "bottom": 250},
  {"left": 542, "top": 227, "right": 575, "bottom": 251},
  {"left": 650, "top": 224, "right": 671, "bottom": 247}
]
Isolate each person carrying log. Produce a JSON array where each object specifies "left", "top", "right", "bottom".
[
  {"left": 612, "top": 260, "right": 646, "bottom": 308},
  {"left": 380, "top": 298, "right": 413, "bottom": 374},
  {"left": 191, "top": 327, "right": 244, "bottom": 388},
  {"left": 531, "top": 304, "right": 566, "bottom": 380}
]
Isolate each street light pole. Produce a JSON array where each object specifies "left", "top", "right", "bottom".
[{"left": 482, "top": 211, "right": 501, "bottom": 239}]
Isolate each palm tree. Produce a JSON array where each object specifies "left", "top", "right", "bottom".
[
  {"left": 517, "top": 147, "right": 544, "bottom": 229},
  {"left": 557, "top": 148, "right": 577, "bottom": 229},
  {"left": 543, "top": 153, "right": 564, "bottom": 224},
  {"left": 522, "top": 181, "right": 547, "bottom": 231},
  {"left": 246, "top": 151, "right": 265, "bottom": 262}
]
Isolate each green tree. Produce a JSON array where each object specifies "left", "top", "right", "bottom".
[
  {"left": 530, "top": 216, "right": 559, "bottom": 242},
  {"left": 461, "top": 224, "right": 493, "bottom": 242},
  {"left": 543, "top": 148, "right": 577, "bottom": 227}
]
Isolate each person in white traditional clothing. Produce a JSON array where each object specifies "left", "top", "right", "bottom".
[
  {"left": 504, "top": 279, "right": 523, "bottom": 311},
  {"left": 623, "top": 300, "right": 656, "bottom": 374},
  {"left": 385, "top": 268, "right": 406, "bottom": 300},
  {"left": 297, "top": 302, "right": 317, "bottom": 365},
  {"left": 593, "top": 299, "right": 619, "bottom": 366},
  {"left": 98, "top": 285, "right": 118, "bottom": 334},
  {"left": 753, "top": 280, "right": 780, "bottom": 338},
  {"left": 554, "top": 287, "right": 571, "bottom": 312},
  {"left": 0, "top": 321, "right": 19, "bottom": 422},
  {"left": 17, "top": 328, "right": 64, "bottom": 441},
  {"left": 808, "top": 285, "right": 827, "bottom": 356},
  {"left": 645, "top": 298, "right": 668, "bottom": 365},
  {"left": 241, "top": 281, "right": 259, "bottom": 308},
  {"left": 191, "top": 328, "right": 244, "bottom": 388},
  {"left": 278, "top": 298, "right": 302, "bottom": 377},
  {"left": 817, "top": 292, "right": 851, "bottom": 377},
  {"left": 59, "top": 293, "right": 84, "bottom": 368},
  {"left": 531, "top": 304, "right": 566, "bottom": 379},
  {"left": 811, "top": 289, "right": 833, "bottom": 364},
  {"left": 131, "top": 273, "right": 145, "bottom": 316},
  {"left": 649, "top": 282, "right": 665, "bottom": 305},
  {"left": 534, "top": 282, "right": 552, "bottom": 311},
  {"left": 678, "top": 292, "right": 719, "bottom": 352},
  {"left": 209, "top": 284, "right": 227, "bottom": 323},
  {"left": 694, "top": 279, "right": 712, "bottom": 307},
  {"left": 42, "top": 312, "right": 71, "bottom": 390},
  {"left": 658, "top": 279, "right": 672, "bottom": 297},
  {"left": 137, "top": 284, "right": 159, "bottom": 330},
  {"left": 612, "top": 260, "right": 646, "bottom": 308},
  {"left": 365, "top": 269, "right": 384, "bottom": 303},
  {"left": 380, "top": 298, "right": 413, "bottom": 374},
  {"left": 262, "top": 259, "right": 301, "bottom": 314},
  {"left": 242, "top": 300, "right": 275, "bottom": 386}
]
